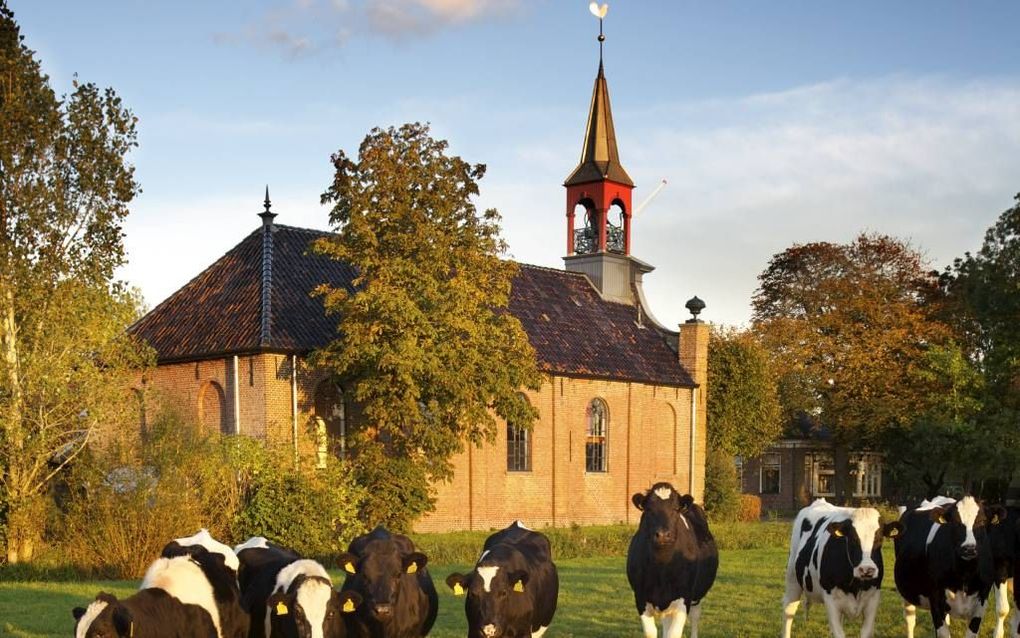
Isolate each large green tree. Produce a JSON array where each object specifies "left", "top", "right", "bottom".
[
  {"left": 0, "top": 2, "right": 149, "bottom": 562},
  {"left": 706, "top": 327, "right": 782, "bottom": 457},
  {"left": 314, "top": 123, "right": 540, "bottom": 529},
  {"left": 752, "top": 234, "right": 951, "bottom": 446}
]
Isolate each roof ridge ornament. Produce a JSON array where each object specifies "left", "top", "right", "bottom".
[
  {"left": 589, "top": 2, "right": 608, "bottom": 65},
  {"left": 259, "top": 184, "right": 277, "bottom": 227}
]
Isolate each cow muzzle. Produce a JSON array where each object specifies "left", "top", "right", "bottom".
[
  {"left": 478, "top": 624, "right": 500, "bottom": 638},
  {"left": 653, "top": 529, "right": 674, "bottom": 547},
  {"left": 373, "top": 603, "right": 393, "bottom": 618},
  {"left": 854, "top": 565, "right": 877, "bottom": 580},
  {"left": 959, "top": 544, "right": 978, "bottom": 561}
]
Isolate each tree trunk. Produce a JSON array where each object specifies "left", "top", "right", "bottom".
[{"left": 4, "top": 494, "right": 41, "bottom": 564}]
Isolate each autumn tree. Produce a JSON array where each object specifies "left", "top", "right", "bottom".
[
  {"left": 314, "top": 123, "right": 540, "bottom": 529},
  {"left": 0, "top": 2, "right": 149, "bottom": 562},
  {"left": 752, "top": 234, "right": 951, "bottom": 447}
]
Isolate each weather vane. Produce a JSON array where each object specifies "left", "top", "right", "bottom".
[{"left": 589, "top": 2, "right": 608, "bottom": 63}]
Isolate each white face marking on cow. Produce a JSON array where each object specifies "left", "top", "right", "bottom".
[
  {"left": 654, "top": 487, "right": 673, "bottom": 501},
  {"left": 76, "top": 600, "right": 108, "bottom": 638},
  {"left": 849, "top": 508, "right": 881, "bottom": 578},
  {"left": 296, "top": 579, "right": 333, "bottom": 638},
  {"left": 234, "top": 536, "right": 270, "bottom": 554},
  {"left": 477, "top": 566, "right": 499, "bottom": 593},
  {"left": 174, "top": 528, "right": 240, "bottom": 572},
  {"left": 482, "top": 623, "right": 497, "bottom": 637},
  {"left": 274, "top": 560, "right": 331, "bottom": 594},
  {"left": 957, "top": 496, "right": 980, "bottom": 549},
  {"left": 141, "top": 556, "right": 221, "bottom": 637}
]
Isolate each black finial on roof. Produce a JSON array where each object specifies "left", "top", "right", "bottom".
[
  {"left": 259, "top": 185, "right": 277, "bottom": 226},
  {"left": 685, "top": 296, "right": 706, "bottom": 323}
]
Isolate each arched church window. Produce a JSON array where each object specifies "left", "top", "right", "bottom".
[
  {"left": 198, "top": 381, "right": 229, "bottom": 434},
  {"left": 586, "top": 398, "right": 609, "bottom": 472},
  {"left": 507, "top": 395, "right": 532, "bottom": 472},
  {"left": 606, "top": 201, "right": 625, "bottom": 253},
  {"left": 314, "top": 380, "right": 347, "bottom": 459},
  {"left": 573, "top": 201, "right": 597, "bottom": 254}
]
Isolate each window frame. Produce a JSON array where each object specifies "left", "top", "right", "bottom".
[
  {"left": 759, "top": 453, "right": 781, "bottom": 494},
  {"left": 585, "top": 398, "right": 609, "bottom": 473},
  {"left": 506, "top": 421, "right": 532, "bottom": 472}
]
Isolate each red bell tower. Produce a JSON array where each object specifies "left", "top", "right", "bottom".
[{"left": 564, "top": 58, "right": 634, "bottom": 257}]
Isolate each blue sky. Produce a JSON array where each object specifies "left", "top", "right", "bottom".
[{"left": 12, "top": 1, "right": 1020, "bottom": 327}]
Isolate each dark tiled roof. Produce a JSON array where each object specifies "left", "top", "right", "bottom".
[{"left": 131, "top": 224, "right": 693, "bottom": 387}]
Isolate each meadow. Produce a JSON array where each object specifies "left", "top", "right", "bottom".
[{"left": 0, "top": 544, "right": 1011, "bottom": 637}]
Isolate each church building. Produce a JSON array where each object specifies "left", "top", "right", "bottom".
[{"left": 130, "top": 48, "right": 710, "bottom": 532}]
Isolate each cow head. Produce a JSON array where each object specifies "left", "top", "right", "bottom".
[
  {"left": 72, "top": 592, "right": 133, "bottom": 638},
  {"left": 446, "top": 562, "right": 530, "bottom": 638},
  {"left": 824, "top": 508, "right": 901, "bottom": 581},
  {"left": 338, "top": 547, "right": 427, "bottom": 622},
  {"left": 632, "top": 482, "right": 694, "bottom": 554},
  {"left": 928, "top": 496, "right": 1004, "bottom": 561},
  {"left": 266, "top": 576, "right": 361, "bottom": 638}
]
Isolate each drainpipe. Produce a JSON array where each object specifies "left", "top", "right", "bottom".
[
  {"left": 690, "top": 387, "right": 697, "bottom": 495},
  {"left": 232, "top": 355, "right": 241, "bottom": 435},
  {"left": 291, "top": 355, "right": 299, "bottom": 465}
]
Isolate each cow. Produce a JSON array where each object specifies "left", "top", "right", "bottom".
[
  {"left": 338, "top": 526, "right": 439, "bottom": 638},
  {"left": 74, "top": 589, "right": 218, "bottom": 638},
  {"left": 75, "top": 555, "right": 220, "bottom": 637},
  {"left": 780, "top": 498, "right": 901, "bottom": 638},
  {"left": 234, "top": 536, "right": 361, "bottom": 638},
  {"left": 162, "top": 529, "right": 250, "bottom": 638},
  {"left": 894, "top": 495, "right": 1006, "bottom": 638},
  {"left": 626, "top": 482, "right": 718, "bottom": 638},
  {"left": 445, "top": 520, "right": 559, "bottom": 638}
]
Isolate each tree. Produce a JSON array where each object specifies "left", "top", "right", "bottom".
[
  {"left": 706, "top": 327, "right": 782, "bottom": 457},
  {"left": 314, "top": 123, "right": 541, "bottom": 529},
  {"left": 752, "top": 234, "right": 951, "bottom": 447},
  {"left": 0, "top": 2, "right": 149, "bottom": 562}
]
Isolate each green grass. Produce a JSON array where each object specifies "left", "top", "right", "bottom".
[{"left": 1, "top": 547, "right": 1011, "bottom": 637}]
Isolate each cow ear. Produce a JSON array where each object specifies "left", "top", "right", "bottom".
[
  {"left": 677, "top": 494, "right": 694, "bottom": 512},
  {"left": 403, "top": 552, "right": 427, "bottom": 574},
  {"left": 111, "top": 604, "right": 134, "bottom": 637},
  {"left": 337, "top": 552, "right": 358, "bottom": 575},
  {"left": 826, "top": 521, "right": 846, "bottom": 538},
  {"left": 72, "top": 607, "right": 87, "bottom": 621},
  {"left": 929, "top": 507, "right": 948, "bottom": 525},
  {"left": 508, "top": 570, "right": 529, "bottom": 593},
  {"left": 338, "top": 590, "right": 361, "bottom": 614},
  {"left": 445, "top": 573, "right": 468, "bottom": 596},
  {"left": 883, "top": 521, "right": 904, "bottom": 538},
  {"left": 631, "top": 493, "right": 645, "bottom": 511},
  {"left": 268, "top": 593, "right": 290, "bottom": 617}
]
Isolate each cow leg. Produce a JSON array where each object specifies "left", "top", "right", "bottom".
[
  {"left": 965, "top": 596, "right": 989, "bottom": 638},
  {"left": 930, "top": 597, "right": 951, "bottom": 638},
  {"left": 858, "top": 590, "right": 881, "bottom": 638},
  {"left": 1010, "top": 606, "right": 1020, "bottom": 638},
  {"left": 994, "top": 582, "right": 1010, "bottom": 638},
  {"left": 688, "top": 603, "right": 702, "bottom": 638},
  {"left": 781, "top": 583, "right": 802, "bottom": 638},
  {"left": 822, "top": 595, "right": 847, "bottom": 638},
  {"left": 903, "top": 603, "right": 917, "bottom": 638},
  {"left": 662, "top": 599, "right": 687, "bottom": 638},
  {"left": 640, "top": 603, "right": 658, "bottom": 638}
]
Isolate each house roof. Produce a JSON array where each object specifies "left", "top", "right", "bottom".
[{"left": 130, "top": 223, "right": 694, "bottom": 387}]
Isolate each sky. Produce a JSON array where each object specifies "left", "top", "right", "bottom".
[{"left": 11, "top": 1, "right": 1020, "bottom": 328}]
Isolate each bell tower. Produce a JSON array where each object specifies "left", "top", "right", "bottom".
[{"left": 563, "top": 4, "right": 651, "bottom": 306}]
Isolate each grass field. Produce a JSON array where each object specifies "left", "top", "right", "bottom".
[{"left": 0, "top": 546, "right": 1011, "bottom": 637}]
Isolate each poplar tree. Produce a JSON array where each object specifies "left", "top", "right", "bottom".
[
  {"left": 315, "top": 123, "right": 540, "bottom": 529},
  {"left": 0, "top": 2, "right": 149, "bottom": 562}
]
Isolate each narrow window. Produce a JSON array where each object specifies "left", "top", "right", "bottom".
[
  {"left": 507, "top": 422, "right": 531, "bottom": 472},
  {"left": 314, "top": 380, "right": 347, "bottom": 459},
  {"left": 760, "top": 453, "right": 781, "bottom": 494},
  {"left": 586, "top": 399, "right": 609, "bottom": 473},
  {"left": 812, "top": 452, "right": 835, "bottom": 497},
  {"left": 852, "top": 453, "right": 882, "bottom": 498}
]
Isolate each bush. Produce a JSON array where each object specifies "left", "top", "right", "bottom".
[
  {"left": 703, "top": 448, "right": 741, "bottom": 522},
  {"left": 738, "top": 494, "right": 762, "bottom": 521}
]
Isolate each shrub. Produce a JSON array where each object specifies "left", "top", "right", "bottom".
[
  {"left": 738, "top": 494, "right": 762, "bottom": 521},
  {"left": 703, "top": 448, "right": 741, "bottom": 522}
]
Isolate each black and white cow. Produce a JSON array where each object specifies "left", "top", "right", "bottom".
[
  {"left": 781, "top": 498, "right": 900, "bottom": 638},
  {"left": 74, "top": 589, "right": 218, "bottom": 638},
  {"left": 894, "top": 495, "right": 1005, "bottom": 638},
  {"left": 445, "top": 520, "right": 559, "bottom": 638},
  {"left": 626, "top": 482, "right": 718, "bottom": 638},
  {"left": 142, "top": 555, "right": 225, "bottom": 636},
  {"left": 234, "top": 536, "right": 361, "bottom": 638},
  {"left": 162, "top": 529, "right": 249, "bottom": 638},
  {"left": 338, "top": 526, "right": 439, "bottom": 638}
]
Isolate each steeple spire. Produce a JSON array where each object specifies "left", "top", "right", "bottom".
[{"left": 563, "top": 62, "right": 633, "bottom": 188}]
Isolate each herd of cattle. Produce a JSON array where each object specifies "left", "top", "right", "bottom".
[{"left": 69, "top": 480, "right": 1020, "bottom": 637}]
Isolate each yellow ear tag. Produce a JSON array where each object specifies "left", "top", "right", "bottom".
[
  {"left": 938, "top": 515, "right": 947, "bottom": 525},
  {"left": 406, "top": 562, "right": 418, "bottom": 574},
  {"left": 276, "top": 601, "right": 289, "bottom": 616},
  {"left": 993, "top": 514, "right": 1000, "bottom": 525},
  {"left": 833, "top": 529, "right": 844, "bottom": 538},
  {"left": 453, "top": 583, "right": 465, "bottom": 596},
  {"left": 342, "top": 599, "right": 355, "bottom": 613},
  {"left": 344, "top": 562, "right": 356, "bottom": 574},
  {"left": 513, "top": 580, "right": 524, "bottom": 593},
  {"left": 889, "top": 528, "right": 899, "bottom": 537}
]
